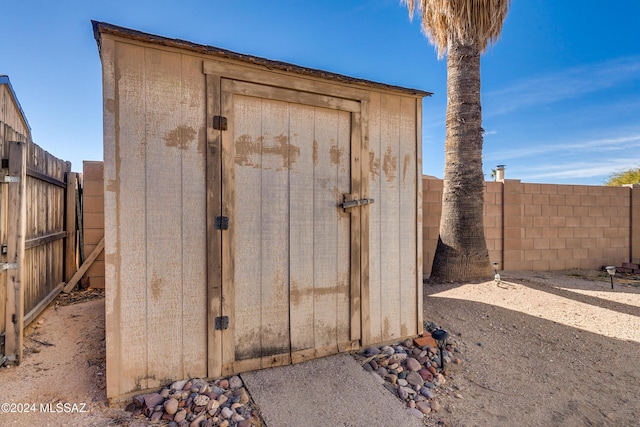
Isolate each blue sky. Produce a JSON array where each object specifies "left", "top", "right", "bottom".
[{"left": 1, "top": 0, "right": 639, "bottom": 185}]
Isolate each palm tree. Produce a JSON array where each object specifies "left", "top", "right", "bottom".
[{"left": 404, "top": 0, "right": 510, "bottom": 281}]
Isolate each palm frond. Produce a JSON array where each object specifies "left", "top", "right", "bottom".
[{"left": 402, "top": 0, "right": 511, "bottom": 58}]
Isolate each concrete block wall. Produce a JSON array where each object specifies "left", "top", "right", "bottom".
[
  {"left": 423, "top": 176, "right": 633, "bottom": 276},
  {"left": 82, "top": 161, "right": 105, "bottom": 288}
]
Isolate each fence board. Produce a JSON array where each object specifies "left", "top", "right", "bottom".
[{"left": 1, "top": 128, "right": 74, "bottom": 363}]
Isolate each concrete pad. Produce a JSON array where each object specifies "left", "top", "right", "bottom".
[{"left": 241, "top": 353, "right": 422, "bottom": 427}]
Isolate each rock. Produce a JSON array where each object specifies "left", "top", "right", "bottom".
[
  {"left": 405, "top": 357, "right": 421, "bottom": 372},
  {"left": 369, "top": 360, "right": 378, "bottom": 370},
  {"left": 381, "top": 345, "right": 395, "bottom": 355},
  {"left": 221, "top": 407, "right": 234, "bottom": 419},
  {"left": 407, "top": 400, "right": 416, "bottom": 409},
  {"left": 418, "top": 368, "right": 433, "bottom": 381},
  {"left": 363, "top": 363, "right": 373, "bottom": 372},
  {"left": 164, "top": 398, "right": 179, "bottom": 415},
  {"left": 229, "top": 376, "right": 243, "bottom": 389},
  {"left": 171, "top": 380, "right": 188, "bottom": 391},
  {"left": 406, "top": 371, "right": 425, "bottom": 387},
  {"left": 219, "top": 421, "right": 230, "bottom": 427},
  {"left": 416, "top": 401, "right": 431, "bottom": 414},
  {"left": 420, "top": 387, "right": 435, "bottom": 399},
  {"left": 218, "top": 379, "right": 229, "bottom": 389},
  {"left": 238, "top": 388, "right": 250, "bottom": 405},
  {"left": 189, "top": 414, "right": 206, "bottom": 427},
  {"left": 218, "top": 394, "right": 229, "bottom": 405},
  {"left": 454, "top": 358, "right": 462, "bottom": 364},
  {"left": 388, "top": 353, "right": 407, "bottom": 364},
  {"left": 384, "top": 374, "right": 398, "bottom": 385},
  {"left": 376, "top": 367, "right": 388, "bottom": 377},
  {"left": 161, "top": 388, "right": 171, "bottom": 398},
  {"left": 183, "top": 380, "right": 192, "bottom": 391},
  {"left": 397, "top": 379, "right": 408, "bottom": 387},
  {"left": 143, "top": 393, "right": 164, "bottom": 411},
  {"left": 364, "top": 346, "right": 381, "bottom": 356},
  {"left": 132, "top": 394, "right": 145, "bottom": 408},
  {"left": 174, "top": 409, "right": 186, "bottom": 423},
  {"left": 162, "top": 412, "right": 175, "bottom": 421},
  {"left": 408, "top": 408, "right": 424, "bottom": 419},
  {"left": 431, "top": 401, "right": 442, "bottom": 412},
  {"left": 238, "top": 419, "right": 252, "bottom": 427},
  {"left": 231, "top": 413, "right": 246, "bottom": 423},
  {"left": 150, "top": 411, "right": 163, "bottom": 422},
  {"left": 398, "top": 386, "right": 409, "bottom": 400}
]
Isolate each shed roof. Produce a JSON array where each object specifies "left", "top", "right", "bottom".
[
  {"left": 92, "top": 21, "right": 432, "bottom": 98},
  {"left": 0, "top": 74, "right": 31, "bottom": 133}
]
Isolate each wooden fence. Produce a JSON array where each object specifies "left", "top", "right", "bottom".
[{"left": 1, "top": 136, "right": 78, "bottom": 364}]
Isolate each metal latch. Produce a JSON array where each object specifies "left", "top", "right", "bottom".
[
  {"left": 215, "top": 216, "right": 229, "bottom": 230},
  {"left": 215, "top": 316, "right": 229, "bottom": 330},
  {"left": 1, "top": 245, "right": 7, "bottom": 255},
  {"left": 1, "top": 263, "right": 17, "bottom": 271},
  {"left": 2, "top": 176, "right": 19, "bottom": 183},
  {"left": 340, "top": 198, "right": 375, "bottom": 210},
  {"left": 212, "top": 116, "right": 228, "bottom": 131}
]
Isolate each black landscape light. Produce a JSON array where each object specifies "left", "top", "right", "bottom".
[
  {"left": 431, "top": 329, "right": 450, "bottom": 371},
  {"left": 492, "top": 261, "right": 500, "bottom": 283},
  {"left": 605, "top": 266, "right": 616, "bottom": 290}
]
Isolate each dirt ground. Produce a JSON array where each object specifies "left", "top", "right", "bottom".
[{"left": 2, "top": 270, "right": 640, "bottom": 426}]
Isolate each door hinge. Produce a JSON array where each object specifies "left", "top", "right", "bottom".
[
  {"left": 215, "top": 316, "right": 229, "bottom": 330},
  {"left": 2, "top": 176, "right": 20, "bottom": 183},
  {"left": 215, "top": 216, "right": 229, "bottom": 230},
  {"left": 212, "top": 116, "right": 228, "bottom": 131}
]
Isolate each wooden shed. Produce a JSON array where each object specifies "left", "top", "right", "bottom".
[{"left": 93, "top": 21, "right": 430, "bottom": 401}]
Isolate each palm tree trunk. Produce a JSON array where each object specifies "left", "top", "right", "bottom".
[{"left": 430, "top": 37, "right": 492, "bottom": 281}]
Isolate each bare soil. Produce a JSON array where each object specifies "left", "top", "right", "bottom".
[
  {"left": 2, "top": 270, "right": 640, "bottom": 426},
  {"left": 421, "top": 270, "right": 640, "bottom": 426}
]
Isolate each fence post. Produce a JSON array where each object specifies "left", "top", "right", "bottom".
[
  {"left": 65, "top": 170, "right": 77, "bottom": 282},
  {"left": 4, "top": 141, "right": 26, "bottom": 364}
]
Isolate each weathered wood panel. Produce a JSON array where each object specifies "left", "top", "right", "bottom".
[
  {"left": 180, "top": 54, "right": 208, "bottom": 379},
  {"left": 367, "top": 92, "right": 383, "bottom": 343},
  {"left": 109, "top": 41, "right": 149, "bottom": 394},
  {"left": 312, "top": 107, "right": 341, "bottom": 356},
  {"left": 144, "top": 47, "right": 184, "bottom": 389},
  {"left": 367, "top": 93, "right": 421, "bottom": 342},
  {"left": 289, "top": 103, "right": 316, "bottom": 360},
  {"left": 259, "top": 98, "right": 291, "bottom": 367},
  {"left": 226, "top": 93, "right": 262, "bottom": 368},
  {"left": 106, "top": 42, "right": 212, "bottom": 397},
  {"left": 399, "top": 97, "right": 418, "bottom": 338}
]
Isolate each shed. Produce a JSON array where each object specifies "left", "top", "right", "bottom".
[{"left": 93, "top": 21, "right": 431, "bottom": 401}]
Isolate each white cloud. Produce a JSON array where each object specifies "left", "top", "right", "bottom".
[{"left": 487, "top": 133, "right": 640, "bottom": 161}]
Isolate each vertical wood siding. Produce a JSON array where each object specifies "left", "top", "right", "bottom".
[{"left": 104, "top": 41, "right": 207, "bottom": 397}]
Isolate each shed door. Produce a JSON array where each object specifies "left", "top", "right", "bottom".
[{"left": 210, "top": 79, "right": 363, "bottom": 375}]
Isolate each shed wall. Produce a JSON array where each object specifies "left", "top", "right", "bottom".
[
  {"left": 102, "top": 35, "right": 422, "bottom": 400},
  {"left": 103, "top": 38, "right": 208, "bottom": 397}
]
